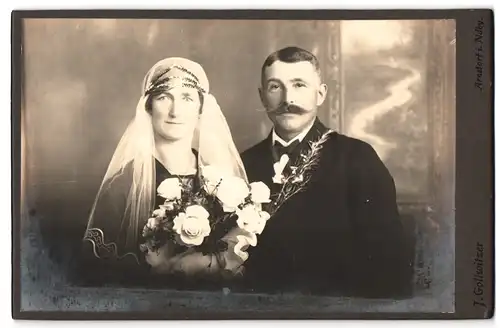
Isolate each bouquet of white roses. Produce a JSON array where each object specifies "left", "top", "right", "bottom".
[{"left": 140, "top": 165, "right": 272, "bottom": 261}]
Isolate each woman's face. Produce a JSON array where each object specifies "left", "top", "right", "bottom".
[{"left": 150, "top": 86, "right": 202, "bottom": 142}]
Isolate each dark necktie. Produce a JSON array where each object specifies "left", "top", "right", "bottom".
[{"left": 273, "top": 139, "right": 300, "bottom": 160}]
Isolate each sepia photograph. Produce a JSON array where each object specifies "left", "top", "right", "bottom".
[{"left": 14, "top": 13, "right": 469, "bottom": 318}]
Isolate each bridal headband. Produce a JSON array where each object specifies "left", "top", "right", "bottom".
[{"left": 142, "top": 58, "right": 210, "bottom": 97}]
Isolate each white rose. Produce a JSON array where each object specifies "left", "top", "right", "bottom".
[
  {"left": 152, "top": 201, "right": 175, "bottom": 217},
  {"left": 200, "top": 165, "right": 224, "bottom": 194},
  {"left": 159, "top": 201, "right": 176, "bottom": 212},
  {"left": 249, "top": 181, "right": 271, "bottom": 204},
  {"left": 236, "top": 205, "right": 271, "bottom": 235},
  {"left": 152, "top": 208, "right": 165, "bottom": 217},
  {"left": 146, "top": 216, "right": 161, "bottom": 229},
  {"left": 215, "top": 176, "right": 250, "bottom": 212},
  {"left": 157, "top": 178, "right": 182, "bottom": 200},
  {"left": 173, "top": 205, "right": 211, "bottom": 246}
]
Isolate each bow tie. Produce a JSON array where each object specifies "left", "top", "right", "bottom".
[{"left": 273, "top": 139, "right": 300, "bottom": 159}]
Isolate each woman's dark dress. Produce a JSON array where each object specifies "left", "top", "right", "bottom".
[{"left": 79, "top": 159, "right": 198, "bottom": 288}]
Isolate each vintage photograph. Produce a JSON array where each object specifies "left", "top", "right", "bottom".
[{"left": 18, "top": 17, "right": 457, "bottom": 315}]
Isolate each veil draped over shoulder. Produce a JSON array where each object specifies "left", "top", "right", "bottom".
[{"left": 83, "top": 57, "right": 248, "bottom": 264}]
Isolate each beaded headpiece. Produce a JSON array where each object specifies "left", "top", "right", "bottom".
[{"left": 145, "top": 63, "right": 208, "bottom": 96}]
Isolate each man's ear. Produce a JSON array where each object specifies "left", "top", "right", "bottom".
[
  {"left": 316, "top": 83, "right": 328, "bottom": 107},
  {"left": 258, "top": 86, "right": 265, "bottom": 105}
]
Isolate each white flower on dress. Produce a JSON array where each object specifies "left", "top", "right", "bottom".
[
  {"left": 173, "top": 205, "right": 211, "bottom": 246},
  {"left": 215, "top": 176, "right": 250, "bottom": 212},
  {"left": 146, "top": 216, "right": 161, "bottom": 229},
  {"left": 152, "top": 208, "right": 165, "bottom": 217},
  {"left": 200, "top": 165, "right": 225, "bottom": 194},
  {"left": 157, "top": 178, "right": 182, "bottom": 200},
  {"left": 236, "top": 204, "right": 271, "bottom": 235},
  {"left": 160, "top": 201, "right": 176, "bottom": 212},
  {"left": 249, "top": 181, "right": 271, "bottom": 204}
]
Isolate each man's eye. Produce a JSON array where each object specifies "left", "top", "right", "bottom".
[
  {"left": 294, "top": 82, "right": 307, "bottom": 88},
  {"left": 183, "top": 96, "right": 193, "bottom": 102},
  {"left": 268, "top": 84, "right": 280, "bottom": 91}
]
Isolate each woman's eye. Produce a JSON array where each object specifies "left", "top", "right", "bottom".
[
  {"left": 156, "top": 95, "right": 167, "bottom": 101},
  {"left": 183, "top": 96, "right": 194, "bottom": 102}
]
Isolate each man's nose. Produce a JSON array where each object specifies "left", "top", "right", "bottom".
[{"left": 282, "top": 87, "right": 296, "bottom": 105}]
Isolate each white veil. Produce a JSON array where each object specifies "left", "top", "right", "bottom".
[{"left": 83, "top": 57, "right": 247, "bottom": 263}]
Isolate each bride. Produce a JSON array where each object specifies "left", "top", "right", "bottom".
[{"left": 82, "top": 57, "right": 255, "bottom": 285}]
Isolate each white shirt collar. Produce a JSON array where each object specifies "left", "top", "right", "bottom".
[{"left": 272, "top": 120, "right": 315, "bottom": 147}]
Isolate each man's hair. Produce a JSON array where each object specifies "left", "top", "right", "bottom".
[{"left": 261, "top": 46, "right": 321, "bottom": 81}]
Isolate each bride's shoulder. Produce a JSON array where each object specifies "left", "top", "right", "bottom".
[{"left": 99, "top": 161, "right": 136, "bottom": 195}]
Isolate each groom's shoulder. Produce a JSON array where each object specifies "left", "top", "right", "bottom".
[
  {"left": 327, "top": 132, "right": 383, "bottom": 162},
  {"left": 333, "top": 132, "right": 371, "bottom": 149}
]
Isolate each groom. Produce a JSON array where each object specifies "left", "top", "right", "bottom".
[{"left": 239, "top": 46, "right": 413, "bottom": 298}]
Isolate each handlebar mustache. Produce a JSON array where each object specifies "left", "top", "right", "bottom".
[{"left": 266, "top": 103, "right": 307, "bottom": 114}]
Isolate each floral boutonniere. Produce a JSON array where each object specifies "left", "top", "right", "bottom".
[
  {"left": 272, "top": 154, "right": 290, "bottom": 184},
  {"left": 268, "top": 129, "right": 334, "bottom": 215}
]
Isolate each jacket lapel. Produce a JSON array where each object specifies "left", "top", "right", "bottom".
[
  {"left": 288, "top": 118, "right": 328, "bottom": 166},
  {"left": 254, "top": 132, "right": 276, "bottom": 188}
]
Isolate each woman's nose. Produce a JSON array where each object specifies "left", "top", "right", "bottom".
[{"left": 168, "top": 99, "right": 178, "bottom": 117}]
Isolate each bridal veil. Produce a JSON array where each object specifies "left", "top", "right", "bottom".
[{"left": 83, "top": 57, "right": 248, "bottom": 263}]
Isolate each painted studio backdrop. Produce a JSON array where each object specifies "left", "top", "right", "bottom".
[{"left": 21, "top": 19, "right": 456, "bottom": 300}]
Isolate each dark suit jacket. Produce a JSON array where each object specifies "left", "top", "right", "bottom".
[{"left": 239, "top": 119, "right": 413, "bottom": 298}]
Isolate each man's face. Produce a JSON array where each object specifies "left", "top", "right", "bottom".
[{"left": 259, "top": 60, "right": 327, "bottom": 137}]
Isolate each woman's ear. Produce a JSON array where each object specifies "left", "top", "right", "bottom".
[{"left": 316, "top": 83, "right": 328, "bottom": 107}]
